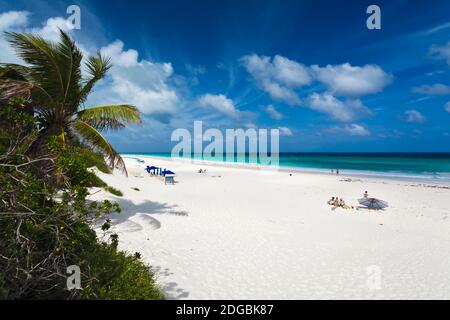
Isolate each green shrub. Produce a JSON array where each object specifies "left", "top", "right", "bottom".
[
  {"left": 0, "top": 98, "right": 163, "bottom": 299},
  {"left": 75, "top": 147, "right": 111, "bottom": 174},
  {"left": 131, "top": 187, "right": 140, "bottom": 191},
  {"left": 80, "top": 244, "right": 164, "bottom": 300},
  {"left": 105, "top": 186, "right": 123, "bottom": 197},
  {"left": 87, "top": 174, "right": 108, "bottom": 188},
  {"left": 0, "top": 194, "right": 163, "bottom": 299},
  {"left": 0, "top": 273, "right": 5, "bottom": 300}
]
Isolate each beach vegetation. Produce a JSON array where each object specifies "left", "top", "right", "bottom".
[
  {"left": 0, "top": 30, "right": 142, "bottom": 176},
  {"left": 0, "top": 31, "right": 163, "bottom": 300},
  {"left": 105, "top": 186, "right": 124, "bottom": 197},
  {"left": 75, "top": 147, "right": 112, "bottom": 174}
]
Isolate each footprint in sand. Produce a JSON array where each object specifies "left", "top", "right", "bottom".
[
  {"left": 135, "top": 213, "right": 162, "bottom": 230},
  {"left": 115, "top": 220, "right": 143, "bottom": 233}
]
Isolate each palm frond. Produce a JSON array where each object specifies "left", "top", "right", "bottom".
[
  {"left": 73, "top": 120, "right": 128, "bottom": 176},
  {"left": 0, "top": 63, "right": 32, "bottom": 99},
  {"left": 79, "top": 53, "right": 111, "bottom": 104},
  {"left": 0, "top": 64, "right": 54, "bottom": 104},
  {"left": 77, "top": 105, "right": 142, "bottom": 131},
  {"left": 55, "top": 30, "right": 83, "bottom": 110},
  {"left": 0, "top": 63, "right": 31, "bottom": 80},
  {"left": 4, "top": 30, "right": 83, "bottom": 108}
]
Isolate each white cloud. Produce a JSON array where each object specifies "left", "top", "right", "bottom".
[
  {"left": 271, "top": 55, "right": 312, "bottom": 87},
  {"left": 30, "top": 17, "right": 75, "bottom": 42},
  {"left": 263, "top": 81, "right": 301, "bottom": 105},
  {"left": 0, "top": 11, "right": 30, "bottom": 64},
  {"left": 197, "top": 94, "right": 239, "bottom": 118},
  {"left": 430, "top": 41, "right": 450, "bottom": 65},
  {"left": 311, "top": 63, "right": 392, "bottom": 96},
  {"left": 244, "top": 122, "right": 257, "bottom": 129},
  {"left": 307, "top": 92, "right": 371, "bottom": 122},
  {"left": 100, "top": 40, "right": 139, "bottom": 67},
  {"left": 279, "top": 127, "right": 293, "bottom": 136},
  {"left": 0, "top": 11, "right": 181, "bottom": 119},
  {"left": 241, "top": 54, "right": 391, "bottom": 123},
  {"left": 0, "top": 12, "right": 80, "bottom": 64},
  {"left": 0, "top": 10, "right": 29, "bottom": 31},
  {"left": 87, "top": 40, "right": 180, "bottom": 116},
  {"left": 240, "top": 54, "right": 310, "bottom": 105},
  {"left": 344, "top": 124, "right": 370, "bottom": 136},
  {"left": 445, "top": 101, "right": 450, "bottom": 113},
  {"left": 328, "top": 124, "right": 370, "bottom": 136},
  {"left": 405, "top": 110, "right": 426, "bottom": 123},
  {"left": 412, "top": 83, "right": 450, "bottom": 95},
  {"left": 265, "top": 104, "right": 283, "bottom": 120}
]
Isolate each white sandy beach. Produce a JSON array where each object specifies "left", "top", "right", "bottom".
[{"left": 89, "top": 156, "right": 450, "bottom": 300}]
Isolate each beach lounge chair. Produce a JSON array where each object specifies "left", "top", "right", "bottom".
[{"left": 165, "top": 176, "right": 175, "bottom": 185}]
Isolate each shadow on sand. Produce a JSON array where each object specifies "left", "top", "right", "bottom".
[
  {"left": 91, "top": 196, "right": 190, "bottom": 299},
  {"left": 152, "top": 266, "right": 190, "bottom": 299},
  {"left": 93, "top": 197, "right": 188, "bottom": 229}
]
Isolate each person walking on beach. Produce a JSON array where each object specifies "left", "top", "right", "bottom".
[
  {"left": 364, "top": 191, "right": 369, "bottom": 198},
  {"left": 336, "top": 169, "right": 340, "bottom": 175}
]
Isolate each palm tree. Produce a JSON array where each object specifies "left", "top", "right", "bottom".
[{"left": 0, "top": 30, "right": 141, "bottom": 175}]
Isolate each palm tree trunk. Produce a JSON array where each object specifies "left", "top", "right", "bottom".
[{"left": 27, "top": 124, "right": 66, "bottom": 187}]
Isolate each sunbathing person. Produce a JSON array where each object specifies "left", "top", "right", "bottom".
[
  {"left": 339, "top": 198, "right": 354, "bottom": 209},
  {"left": 328, "top": 196, "right": 335, "bottom": 205},
  {"left": 333, "top": 197, "right": 340, "bottom": 207}
]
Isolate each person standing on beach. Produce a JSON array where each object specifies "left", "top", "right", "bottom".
[{"left": 336, "top": 169, "right": 340, "bottom": 175}]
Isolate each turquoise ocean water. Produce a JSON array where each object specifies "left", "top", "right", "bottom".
[{"left": 123, "top": 152, "right": 450, "bottom": 183}]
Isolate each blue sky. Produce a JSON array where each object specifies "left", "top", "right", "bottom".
[{"left": 1, "top": 0, "right": 449, "bottom": 152}]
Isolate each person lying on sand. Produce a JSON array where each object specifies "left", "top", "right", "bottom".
[
  {"left": 328, "top": 196, "right": 335, "bottom": 205},
  {"left": 330, "top": 196, "right": 341, "bottom": 211},
  {"left": 198, "top": 169, "right": 203, "bottom": 173},
  {"left": 333, "top": 197, "right": 340, "bottom": 206},
  {"left": 341, "top": 198, "right": 355, "bottom": 209},
  {"left": 329, "top": 197, "right": 354, "bottom": 210}
]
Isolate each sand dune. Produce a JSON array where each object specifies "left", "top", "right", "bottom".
[{"left": 89, "top": 156, "right": 450, "bottom": 299}]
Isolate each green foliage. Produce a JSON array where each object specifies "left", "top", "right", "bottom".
[
  {"left": 105, "top": 186, "right": 123, "bottom": 197},
  {"left": 0, "top": 96, "right": 37, "bottom": 154},
  {"left": 88, "top": 174, "right": 108, "bottom": 188},
  {"left": 131, "top": 187, "right": 140, "bottom": 191},
  {"left": 0, "top": 96, "right": 163, "bottom": 300},
  {"left": 80, "top": 244, "right": 164, "bottom": 300},
  {"left": 78, "top": 105, "right": 141, "bottom": 131},
  {"left": 0, "top": 30, "right": 142, "bottom": 175},
  {"left": 0, "top": 273, "right": 5, "bottom": 300},
  {"left": 75, "top": 147, "right": 111, "bottom": 174},
  {"left": 47, "top": 136, "right": 112, "bottom": 189}
]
